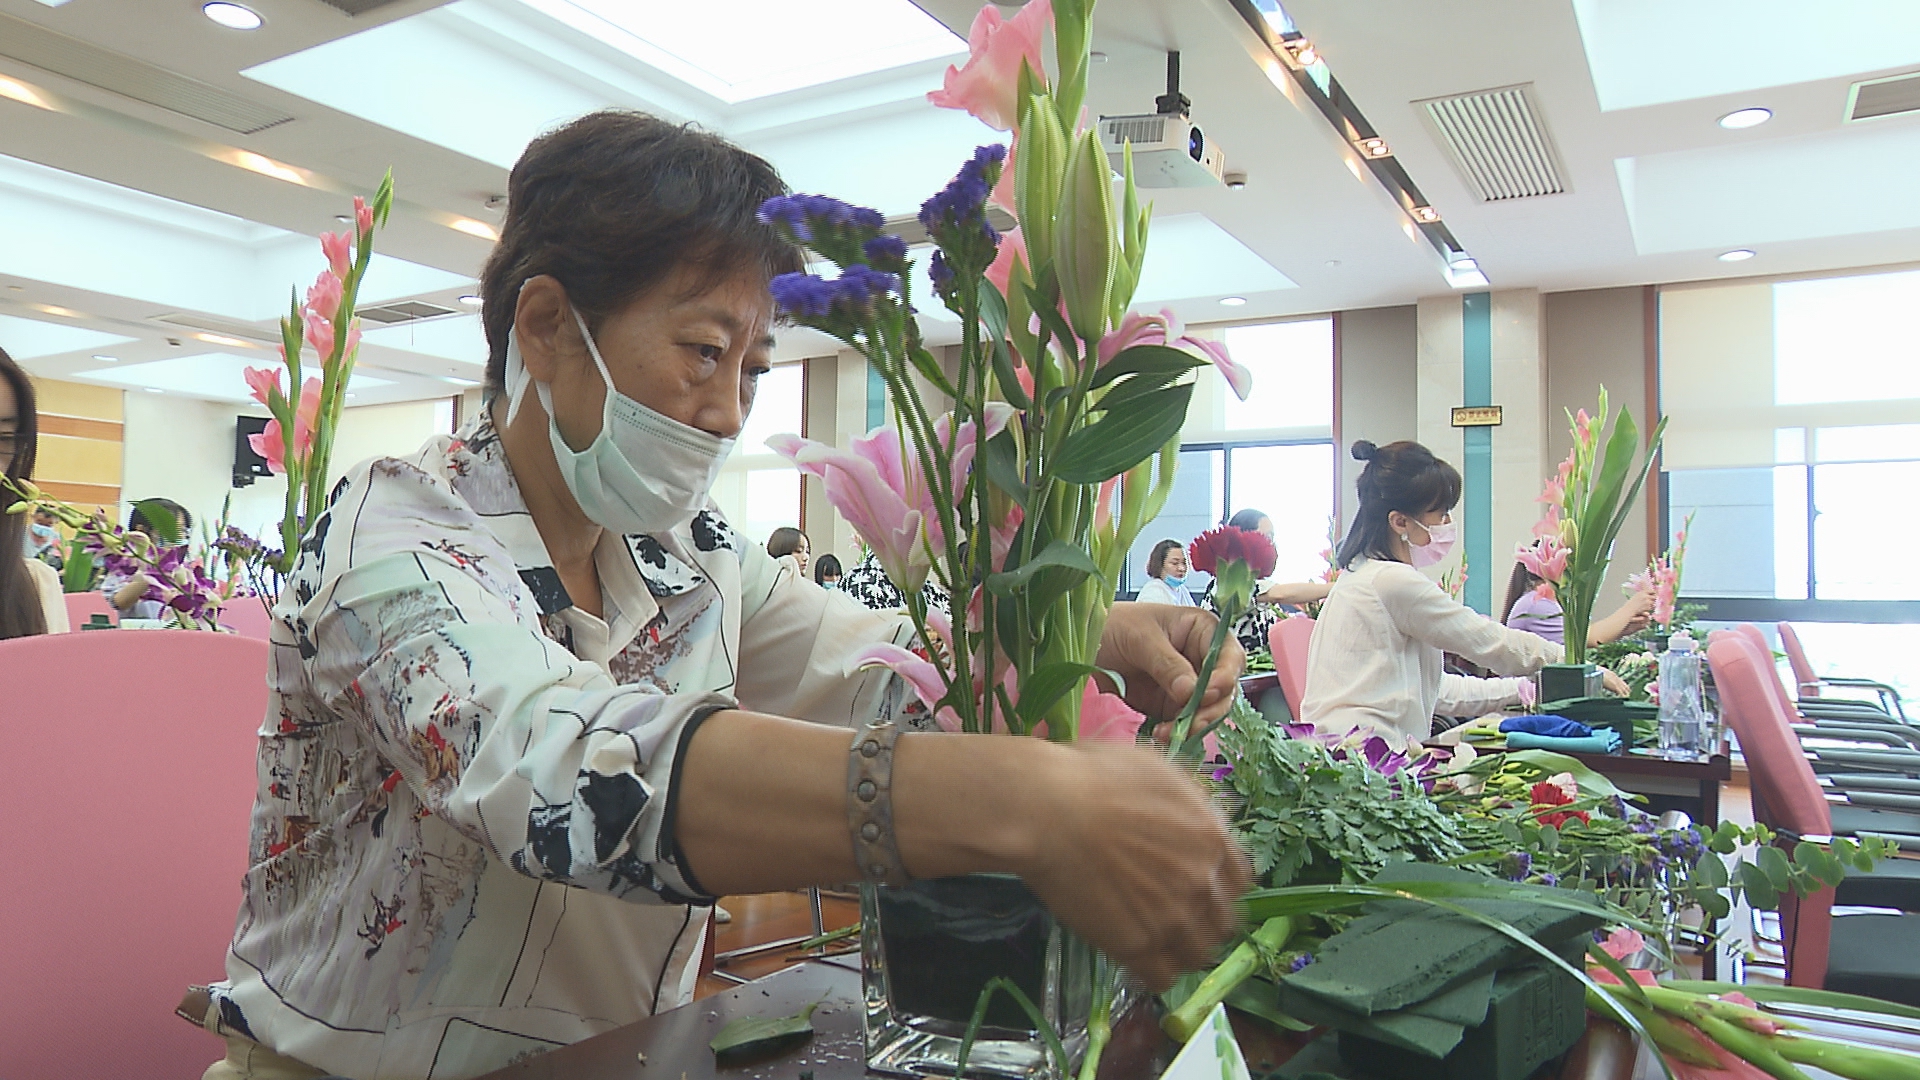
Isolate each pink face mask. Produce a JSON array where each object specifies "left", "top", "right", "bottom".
[{"left": 1404, "top": 521, "right": 1456, "bottom": 569}]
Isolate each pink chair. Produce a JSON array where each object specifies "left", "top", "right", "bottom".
[
  {"left": 1708, "top": 634, "right": 1920, "bottom": 1003},
  {"left": 219, "top": 598, "right": 275, "bottom": 641},
  {"left": 0, "top": 630, "right": 268, "bottom": 1079},
  {"left": 62, "top": 589, "right": 116, "bottom": 630},
  {"left": 1779, "top": 622, "right": 1906, "bottom": 719},
  {"left": 1269, "top": 615, "right": 1315, "bottom": 719}
]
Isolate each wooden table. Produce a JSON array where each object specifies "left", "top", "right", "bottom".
[
  {"left": 1473, "top": 742, "right": 1732, "bottom": 827},
  {"left": 471, "top": 962, "right": 1671, "bottom": 1080}
]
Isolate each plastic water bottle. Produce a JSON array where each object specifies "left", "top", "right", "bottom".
[{"left": 1657, "top": 631, "right": 1707, "bottom": 760}]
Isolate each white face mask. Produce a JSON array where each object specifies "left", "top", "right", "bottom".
[
  {"left": 504, "top": 309, "right": 734, "bottom": 535},
  {"left": 1403, "top": 519, "right": 1456, "bottom": 569}
]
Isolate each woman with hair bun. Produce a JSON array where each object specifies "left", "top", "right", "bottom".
[{"left": 1301, "top": 439, "right": 1581, "bottom": 749}]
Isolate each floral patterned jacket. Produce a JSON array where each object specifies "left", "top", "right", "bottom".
[{"left": 209, "top": 415, "right": 912, "bottom": 1080}]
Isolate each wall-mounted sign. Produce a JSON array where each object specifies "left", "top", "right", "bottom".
[{"left": 1451, "top": 405, "right": 1504, "bottom": 428}]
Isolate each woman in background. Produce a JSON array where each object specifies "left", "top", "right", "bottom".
[
  {"left": 0, "top": 347, "right": 61, "bottom": 637},
  {"left": 1136, "top": 538, "right": 1195, "bottom": 606},
  {"left": 1503, "top": 562, "right": 1653, "bottom": 646},
  {"left": 1204, "top": 507, "right": 1332, "bottom": 655},
  {"left": 766, "top": 525, "right": 809, "bottom": 575},
  {"left": 1301, "top": 440, "right": 1578, "bottom": 748},
  {"left": 813, "top": 552, "right": 843, "bottom": 589},
  {"left": 101, "top": 497, "right": 192, "bottom": 619}
]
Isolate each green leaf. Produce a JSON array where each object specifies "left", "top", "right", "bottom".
[
  {"left": 61, "top": 547, "right": 94, "bottom": 594},
  {"left": 1090, "top": 343, "right": 1204, "bottom": 390},
  {"left": 1093, "top": 367, "right": 1188, "bottom": 415},
  {"left": 1709, "top": 822, "right": 1743, "bottom": 856},
  {"left": 1664, "top": 981, "right": 1920, "bottom": 1023},
  {"left": 987, "top": 539, "right": 1102, "bottom": 598},
  {"left": 1023, "top": 279, "right": 1077, "bottom": 357},
  {"left": 1699, "top": 891, "right": 1732, "bottom": 922},
  {"left": 1223, "top": 978, "right": 1312, "bottom": 1033},
  {"left": 1756, "top": 844, "right": 1794, "bottom": 891},
  {"left": 1014, "top": 662, "right": 1100, "bottom": 727},
  {"left": 133, "top": 499, "right": 182, "bottom": 546},
  {"left": 1692, "top": 852, "right": 1728, "bottom": 889},
  {"left": 981, "top": 430, "right": 1028, "bottom": 508},
  {"left": 1052, "top": 382, "right": 1194, "bottom": 484},
  {"left": 1737, "top": 862, "right": 1779, "bottom": 911},
  {"left": 905, "top": 344, "right": 958, "bottom": 399},
  {"left": 710, "top": 1002, "right": 819, "bottom": 1062}
]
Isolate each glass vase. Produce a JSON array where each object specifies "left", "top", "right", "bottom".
[
  {"left": 1539, "top": 662, "right": 1602, "bottom": 704},
  {"left": 861, "top": 874, "right": 1111, "bottom": 1080}
]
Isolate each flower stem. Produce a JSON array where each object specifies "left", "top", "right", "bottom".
[
  {"left": 1162, "top": 916, "right": 1293, "bottom": 1043},
  {"left": 1168, "top": 609, "right": 1234, "bottom": 762}
]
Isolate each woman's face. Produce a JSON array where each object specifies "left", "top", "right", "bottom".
[
  {"left": 793, "top": 536, "right": 810, "bottom": 574},
  {"left": 1160, "top": 547, "right": 1190, "bottom": 580},
  {"left": 0, "top": 375, "right": 18, "bottom": 477},
  {"left": 518, "top": 266, "right": 776, "bottom": 451},
  {"left": 1390, "top": 508, "right": 1453, "bottom": 546}
]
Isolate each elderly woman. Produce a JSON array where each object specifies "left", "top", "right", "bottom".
[{"left": 200, "top": 112, "right": 1248, "bottom": 1080}]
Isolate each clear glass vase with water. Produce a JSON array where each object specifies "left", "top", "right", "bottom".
[{"left": 1657, "top": 631, "right": 1708, "bottom": 760}]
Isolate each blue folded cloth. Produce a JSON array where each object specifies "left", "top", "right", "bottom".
[
  {"left": 1500, "top": 715, "right": 1593, "bottom": 739},
  {"left": 1503, "top": 729, "right": 1622, "bottom": 754}
]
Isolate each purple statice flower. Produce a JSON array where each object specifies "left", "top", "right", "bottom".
[
  {"left": 920, "top": 145, "right": 1007, "bottom": 266},
  {"left": 1610, "top": 795, "right": 1631, "bottom": 820},
  {"left": 769, "top": 265, "right": 901, "bottom": 327},
  {"left": 769, "top": 273, "right": 839, "bottom": 318},
  {"left": 832, "top": 264, "right": 901, "bottom": 306},
  {"left": 756, "top": 194, "right": 884, "bottom": 244},
  {"left": 1289, "top": 953, "right": 1315, "bottom": 973},
  {"left": 863, "top": 235, "right": 909, "bottom": 274},
  {"left": 1539, "top": 872, "right": 1559, "bottom": 887},
  {"left": 1505, "top": 851, "right": 1533, "bottom": 882}
]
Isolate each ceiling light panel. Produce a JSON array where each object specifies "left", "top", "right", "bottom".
[
  {"left": 1615, "top": 123, "right": 1920, "bottom": 254},
  {"left": 1573, "top": 0, "right": 1920, "bottom": 111},
  {"left": 0, "top": 312, "right": 135, "bottom": 360},
  {"left": 516, "top": 0, "right": 962, "bottom": 104},
  {"left": 1131, "top": 215, "right": 1296, "bottom": 303},
  {"left": 0, "top": 9, "right": 292, "bottom": 134},
  {"left": 1848, "top": 71, "right": 1920, "bottom": 122},
  {"left": 77, "top": 353, "right": 391, "bottom": 403},
  {"left": 360, "top": 313, "right": 489, "bottom": 363}
]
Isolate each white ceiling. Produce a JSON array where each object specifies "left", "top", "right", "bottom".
[{"left": 1, "top": 0, "right": 1918, "bottom": 408}]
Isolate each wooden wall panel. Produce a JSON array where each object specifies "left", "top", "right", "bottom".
[{"left": 26, "top": 376, "right": 123, "bottom": 515}]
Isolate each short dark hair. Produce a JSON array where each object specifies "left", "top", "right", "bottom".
[
  {"left": 1335, "top": 439, "right": 1462, "bottom": 569},
  {"left": 1227, "top": 508, "right": 1269, "bottom": 533},
  {"left": 766, "top": 527, "right": 807, "bottom": 559},
  {"left": 479, "top": 111, "right": 804, "bottom": 392},
  {"left": 1147, "top": 538, "right": 1184, "bottom": 579},
  {"left": 814, "top": 553, "right": 843, "bottom": 583},
  {"left": 127, "top": 497, "right": 192, "bottom": 538}
]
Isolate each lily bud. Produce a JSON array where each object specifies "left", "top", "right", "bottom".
[
  {"left": 1053, "top": 129, "right": 1117, "bottom": 345},
  {"left": 1015, "top": 93, "right": 1066, "bottom": 280}
]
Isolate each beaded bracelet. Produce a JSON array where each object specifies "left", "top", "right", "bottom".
[{"left": 846, "top": 720, "right": 911, "bottom": 886}]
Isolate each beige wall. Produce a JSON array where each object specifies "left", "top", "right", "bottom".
[
  {"left": 1334, "top": 305, "right": 1417, "bottom": 531},
  {"left": 1543, "top": 286, "right": 1655, "bottom": 599}
]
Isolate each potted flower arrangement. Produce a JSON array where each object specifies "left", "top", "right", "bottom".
[
  {"left": 760, "top": 0, "right": 1252, "bottom": 1074},
  {"left": 1516, "top": 389, "right": 1667, "bottom": 702}
]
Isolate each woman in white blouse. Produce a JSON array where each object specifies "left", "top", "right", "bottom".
[
  {"left": 201, "top": 112, "right": 1249, "bottom": 1080},
  {"left": 1136, "top": 538, "right": 1195, "bottom": 605},
  {"left": 1301, "top": 439, "right": 1566, "bottom": 749},
  {"left": 0, "top": 347, "right": 63, "bottom": 638}
]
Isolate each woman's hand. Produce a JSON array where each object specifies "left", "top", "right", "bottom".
[
  {"left": 1017, "top": 740, "right": 1251, "bottom": 990},
  {"left": 111, "top": 573, "right": 149, "bottom": 613},
  {"left": 1096, "top": 602, "right": 1245, "bottom": 726},
  {"left": 1588, "top": 591, "right": 1655, "bottom": 646},
  {"left": 1600, "top": 667, "right": 1631, "bottom": 697}
]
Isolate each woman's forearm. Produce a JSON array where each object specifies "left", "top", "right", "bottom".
[
  {"left": 672, "top": 711, "right": 1055, "bottom": 896},
  {"left": 111, "top": 577, "right": 146, "bottom": 612},
  {"left": 1260, "top": 581, "right": 1331, "bottom": 606}
]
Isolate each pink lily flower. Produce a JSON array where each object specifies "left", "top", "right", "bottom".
[
  {"left": 319, "top": 230, "right": 353, "bottom": 279},
  {"left": 770, "top": 431, "right": 931, "bottom": 593},
  {"left": 926, "top": 0, "right": 1052, "bottom": 132},
  {"left": 354, "top": 195, "right": 374, "bottom": 235},
  {"left": 847, "top": 642, "right": 959, "bottom": 731},
  {"left": 1093, "top": 474, "right": 1121, "bottom": 533},
  {"left": 1515, "top": 536, "right": 1569, "bottom": 584},
  {"left": 1072, "top": 681, "right": 1145, "bottom": 744},
  {"left": 1099, "top": 309, "right": 1253, "bottom": 401}
]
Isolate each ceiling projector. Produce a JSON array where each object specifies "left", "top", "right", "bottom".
[{"left": 1098, "top": 52, "right": 1226, "bottom": 188}]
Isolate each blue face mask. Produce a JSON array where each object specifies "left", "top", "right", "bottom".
[
  {"left": 1164, "top": 575, "right": 1187, "bottom": 590},
  {"left": 822, "top": 578, "right": 841, "bottom": 590}
]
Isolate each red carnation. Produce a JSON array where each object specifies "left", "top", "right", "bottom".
[
  {"left": 1528, "top": 782, "right": 1589, "bottom": 828},
  {"left": 1189, "top": 526, "right": 1278, "bottom": 579}
]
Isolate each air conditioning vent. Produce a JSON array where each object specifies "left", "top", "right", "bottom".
[
  {"left": 0, "top": 12, "right": 294, "bottom": 135},
  {"left": 1416, "top": 83, "right": 1567, "bottom": 202},
  {"left": 312, "top": 0, "right": 413, "bottom": 14},
  {"left": 358, "top": 300, "right": 460, "bottom": 325},
  {"left": 1848, "top": 71, "right": 1920, "bottom": 122}
]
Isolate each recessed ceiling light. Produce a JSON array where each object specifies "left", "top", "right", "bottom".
[
  {"left": 1718, "top": 107, "right": 1772, "bottom": 130},
  {"left": 1355, "top": 137, "right": 1391, "bottom": 159},
  {"left": 195, "top": 332, "right": 253, "bottom": 348},
  {"left": 1448, "top": 255, "right": 1479, "bottom": 272},
  {"left": 32, "top": 303, "right": 81, "bottom": 318},
  {"left": 1089, "top": 51, "right": 1108, "bottom": 63},
  {"left": 91, "top": 354, "right": 118, "bottom": 362},
  {"left": 1409, "top": 205, "right": 1441, "bottom": 224},
  {"left": 1219, "top": 296, "right": 1248, "bottom": 307},
  {"left": 1718, "top": 248, "right": 1756, "bottom": 262},
  {"left": 334, "top": 213, "right": 352, "bottom": 223},
  {"left": 1295, "top": 44, "right": 1318, "bottom": 67},
  {"left": 448, "top": 218, "right": 500, "bottom": 241},
  {"left": 202, "top": 3, "right": 263, "bottom": 30},
  {"left": 457, "top": 294, "right": 483, "bottom": 307},
  {"left": 144, "top": 387, "right": 164, "bottom": 394}
]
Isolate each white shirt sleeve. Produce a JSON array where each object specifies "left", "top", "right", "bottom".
[
  {"left": 1375, "top": 563, "right": 1562, "bottom": 676},
  {"left": 1436, "top": 673, "right": 1528, "bottom": 718},
  {"left": 1135, "top": 579, "right": 1179, "bottom": 605},
  {"left": 25, "top": 557, "right": 67, "bottom": 633}
]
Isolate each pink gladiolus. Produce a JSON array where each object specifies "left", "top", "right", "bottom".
[
  {"left": 1099, "top": 309, "right": 1253, "bottom": 401},
  {"left": 1531, "top": 505, "right": 1561, "bottom": 541},
  {"left": 1093, "top": 474, "right": 1121, "bottom": 532},
  {"left": 770, "top": 432, "right": 930, "bottom": 593},
  {"left": 1539, "top": 474, "right": 1565, "bottom": 507},
  {"left": 926, "top": 0, "right": 1052, "bottom": 131},
  {"left": 354, "top": 195, "right": 373, "bottom": 235},
  {"left": 319, "top": 230, "right": 352, "bottom": 279},
  {"left": 304, "top": 313, "right": 361, "bottom": 361},
  {"left": 985, "top": 227, "right": 1027, "bottom": 301},
  {"left": 1075, "top": 681, "right": 1145, "bottom": 744},
  {"left": 249, "top": 422, "right": 288, "bottom": 474},
  {"left": 305, "top": 270, "right": 343, "bottom": 322},
  {"left": 1557, "top": 450, "right": 1575, "bottom": 482},
  {"left": 1574, "top": 408, "right": 1592, "bottom": 442},
  {"left": 243, "top": 365, "right": 281, "bottom": 408},
  {"left": 247, "top": 377, "right": 321, "bottom": 474}
]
